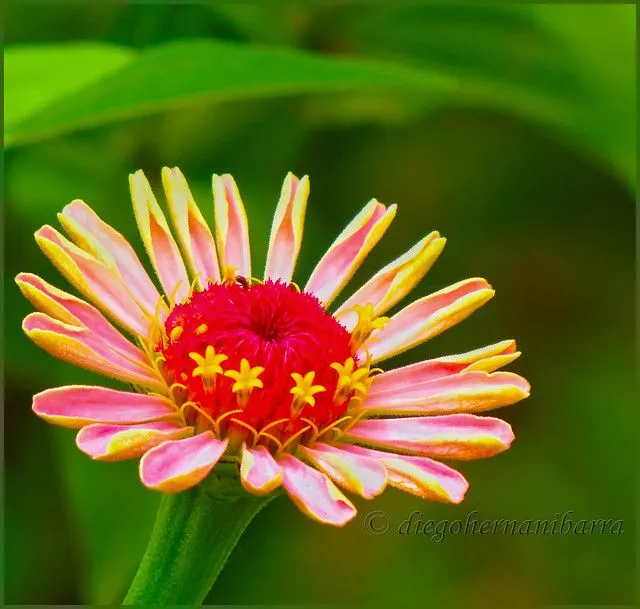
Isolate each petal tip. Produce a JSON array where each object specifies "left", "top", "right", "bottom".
[
  {"left": 129, "top": 170, "right": 150, "bottom": 193},
  {"left": 14, "top": 273, "right": 28, "bottom": 286},
  {"left": 501, "top": 421, "right": 516, "bottom": 448},
  {"left": 34, "top": 225, "right": 55, "bottom": 242},
  {"left": 451, "top": 479, "right": 470, "bottom": 504}
]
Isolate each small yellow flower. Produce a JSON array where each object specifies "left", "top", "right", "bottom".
[
  {"left": 330, "top": 357, "right": 371, "bottom": 402},
  {"left": 189, "top": 346, "right": 228, "bottom": 390},
  {"left": 224, "top": 358, "right": 264, "bottom": 406},
  {"left": 349, "top": 303, "right": 390, "bottom": 350},
  {"left": 290, "top": 371, "right": 326, "bottom": 413}
]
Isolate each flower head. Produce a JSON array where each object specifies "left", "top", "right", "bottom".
[{"left": 18, "top": 168, "right": 530, "bottom": 526}]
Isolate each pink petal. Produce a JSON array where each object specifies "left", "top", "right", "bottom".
[
  {"left": 300, "top": 443, "right": 387, "bottom": 499},
  {"left": 304, "top": 200, "right": 396, "bottom": 306},
  {"left": 264, "top": 173, "right": 309, "bottom": 283},
  {"left": 344, "top": 414, "right": 514, "bottom": 460},
  {"left": 35, "top": 226, "right": 148, "bottom": 336},
  {"left": 33, "top": 385, "right": 176, "bottom": 429},
  {"left": 279, "top": 454, "right": 357, "bottom": 526},
  {"left": 335, "top": 232, "right": 446, "bottom": 331},
  {"left": 370, "top": 340, "right": 520, "bottom": 391},
  {"left": 22, "top": 313, "right": 163, "bottom": 390},
  {"left": 76, "top": 421, "right": 192, "bottom": 461},
  {"left": 342, "top": 445, "right": 468, "bottom": 503},
  {"left": 362, "top": 278, "right": 495, "bottom": 363},
  {"left": 213, "top": 174, "right": 251, "bottom": 277},
  {"left": 58, "top": 200, "right": 162, "bottom": 315},
  {"left": 240, "top": 444, "right": 282, "bottom": 495},
  {"left": 16, "top": 273, "right": 147, "bottom": 365},
  {"left": 363, "top": 370, "right": 530, "bottom": 415},
  {"left": 140, "top": 432, "right": 229, "bottom": 493},
  {"left": 130, "top": 170, "right": 190, "bottom": 303},
  {"left": 162, "top": 167, "right": 221, "bottom": 287}
]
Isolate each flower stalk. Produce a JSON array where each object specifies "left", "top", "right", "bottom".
[{"left": 123, "top": 479, "right": 274, "bottom": 605}]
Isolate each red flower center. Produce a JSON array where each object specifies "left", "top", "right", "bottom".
[{"left": 159, "top": 280, "right": 362, "bottom": 446}]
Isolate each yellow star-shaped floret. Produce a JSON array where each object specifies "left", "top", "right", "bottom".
[
  {"left": 290, "top": 371, "right": 326, "bottom": 413},
  {"left": 189, "top": 346, "right": 228, "bottom": 390},
  {"left": 330, "top": 357, "right": 371, "bottom": 402},
  {"left": 349, "top": 303, "right": 390, "bottom": 350},
  {"left": 224, "top": 358, "right": 265, "bottom": 406}
]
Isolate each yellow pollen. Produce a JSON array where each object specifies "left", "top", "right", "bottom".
[
  {"left": 349, "top": 303, "right": 390, "bottom": 350},
  {"left": 330, "top": 357, "right": 371, "bottom": 403},
  {"left": 189, "top": 346, "right": 228, "bottom": 390},
  {"left": 170, "top": 325, "right": 184, "bottom": 341},
  {"left": 290, "top": 371, "right": 326, "bottom": 415},
  {"left": 222, "top": 265, "right": 238, "bottom": 285},
  {"left": 224, "top": 358, "right": 265, "bottom": 407},
  {"left": 195, "top": 323, "right": 208, "bottom": 335}
]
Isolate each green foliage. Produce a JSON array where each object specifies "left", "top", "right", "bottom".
[
  {"left": 4, "top": 39, "right": 454, "bottom": 148},
  {"left": 5, "top": 5, "right": 635, "bottom": 187},
  {"left": 349, "top": 3, "right": 635, "bottom": 185},
  {"left": 5, "top": 43, "right": 136, "bottom": 143}
]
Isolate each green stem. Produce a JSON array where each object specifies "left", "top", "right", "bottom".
[{"left": 123, "top": 485, "right": 273, "bottom": 605}]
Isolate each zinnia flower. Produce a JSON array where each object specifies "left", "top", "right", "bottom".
[{"left": 17, "top": 169, "right": 529, "bottom": 526}]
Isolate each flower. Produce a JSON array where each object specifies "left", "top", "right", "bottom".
[{"left": 17, "top": 168, "right": 530, "bottom": 526}]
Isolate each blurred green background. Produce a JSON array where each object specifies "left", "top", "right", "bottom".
[{"left": 4, "top": 2, "right": 636, "bottom": 606}]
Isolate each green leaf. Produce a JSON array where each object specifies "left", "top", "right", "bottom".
[
  {"left": 4, "top": 43, "right": 136, "bottom": 144},
  {"left": 531, "top": 4, "right": 636, "bottom": 189},
  {"left": 349, "top": 4, "right": 636, "bottom": 188},
  {"left": 5, "top": 38, "right": 457, "bottom": 148}
]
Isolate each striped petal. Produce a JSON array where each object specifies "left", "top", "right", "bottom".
[
  {"left": 342, "top": 445, "right": 468, "bottom": 503},
  {"left": 279, "top": 454, "right": 357, "bottom": 526},
  {"left": 363, "top": 371, "right": 530, "bottom": 416},
  {"left": 300, "top": 443, "right": 387, "bottom": 499},
  {"left": 140, "top": 432, "right": 229, "bottom": 493},
  {"left": 33, "top": 386, "right": 176, "bottom": 429},
  {"left": 35, "top": 226, "right": 148, "bottom": 336},
  {"left": 363, "top": 278, "right": 495, "bottom": 363},
  {"left": 335, "top": 232, "right": 446, "bottom": 331},
  {"left": 162, "top": 167, "right": 221, "bottom": 287},
  {"left": 212, "top": 174, "right": 251, "bottom": 277},
  {"left": 23, "top": 313, "right": 163, "bottom": 390},
  {"left": 304, "top": 200, "right": 396, "bottom": 307},
  {"left": 264, "top": 173, "right": 309, "bottom": 283},
  {"left": 130, "top": 170, "right": 190, "bottom": 303},
  {"left": 240, "top": 444, "right": 282, "bottom": 495},
  {"left": 58, "top": 200, "right": 162, "bottom": 315},
  {"left": 76, "top": 421, "right": 192, "bottom": 461},
  {"left": 16, "top": 273, "right": 147, "bottom": 365},
  {"left": 371, "top": 340, "right": 520, "bottom": 392},
  {"left": 343, "top": 414, "right": 514, "bottom": 460}
]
